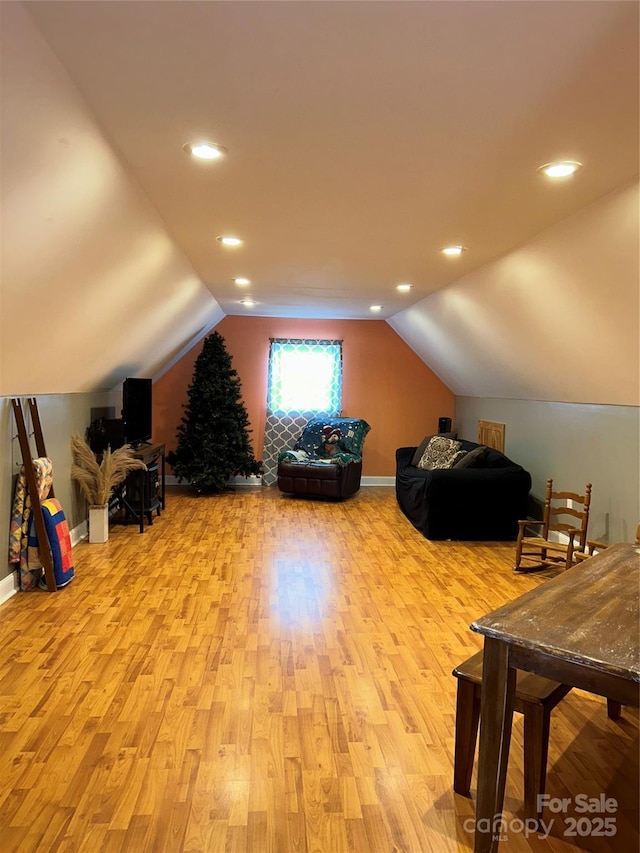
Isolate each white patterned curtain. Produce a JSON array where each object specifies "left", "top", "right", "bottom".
[{"left": 262, "top": 339, "right": 342, "bottom": 484}]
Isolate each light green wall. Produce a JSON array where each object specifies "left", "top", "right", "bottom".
[
  {"left": 455, "top": 397, "right": 640, "bottom": 544},
  {"left": 1, "top": 392, "right": 110, "bottom": 582}
]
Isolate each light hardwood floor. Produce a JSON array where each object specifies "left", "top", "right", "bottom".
[{"left": 0, "top": 487, "right": 637, "bottom": 852}]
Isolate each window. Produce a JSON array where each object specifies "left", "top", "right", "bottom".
[{"left": 267, "top": 339, "right": 342, "bottom": 415}]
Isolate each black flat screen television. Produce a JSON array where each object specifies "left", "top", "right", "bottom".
[{"left": 122, "top": 378, "right": 152, "bottom": 446}]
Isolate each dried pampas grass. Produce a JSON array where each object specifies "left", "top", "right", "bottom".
[{"left": 70, "top": 434, "right": 147, "bottom": 506}]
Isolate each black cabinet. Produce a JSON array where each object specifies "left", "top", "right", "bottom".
[
  {"left": 113, "top": 443, "right": 165, "bottom": 533},
  {"left": 124, "top": 462, "right": 160, "bottom": 523}
]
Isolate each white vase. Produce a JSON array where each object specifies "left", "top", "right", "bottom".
[{"left": 89, "top": 504, "right": 109, "bottom": 543}]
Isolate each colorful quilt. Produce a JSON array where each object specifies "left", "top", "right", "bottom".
[
  {"left": 31, "top": 499, "right": 75, "bottom": 590},
  {"left": 8, "top": 457, "right": 54, "bottom": 590}
]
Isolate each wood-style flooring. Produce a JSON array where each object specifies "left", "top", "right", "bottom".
[{"left": 0, "top": 486, "right": 637, "bottom": 852}]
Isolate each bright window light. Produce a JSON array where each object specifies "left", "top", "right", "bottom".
[{"left": 268, "top": 341, "right": 342, "bottom": 414}]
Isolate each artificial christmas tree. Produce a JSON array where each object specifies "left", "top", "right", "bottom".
[{"left": 167, "top": 332, "right": 261, "bottom": 493}]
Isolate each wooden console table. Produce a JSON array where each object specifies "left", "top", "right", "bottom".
[{"left": 470, "top": 542, "right": 640, "bottom": 852}]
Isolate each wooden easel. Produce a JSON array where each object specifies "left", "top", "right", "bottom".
[{"left": 11, "top": 398, "right": 57, "bottom": 591}]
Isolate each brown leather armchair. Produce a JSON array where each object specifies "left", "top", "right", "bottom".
[{"left": 276, "top": 417, "right": 370, "bottom": 500}]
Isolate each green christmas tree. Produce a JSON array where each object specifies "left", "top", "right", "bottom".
[{"left": 167, "top": 331, "right": 261, "bottom": 493}]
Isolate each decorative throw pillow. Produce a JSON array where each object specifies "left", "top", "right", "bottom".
[
  {"left": 411, "top": 431, "right": 458, "bottom": 467},
  {"left": 453, "top": 445, "right": 488, "bottom": 469},
  {"left": 416, "top": 435, "right": 464, "bottom": 470}
]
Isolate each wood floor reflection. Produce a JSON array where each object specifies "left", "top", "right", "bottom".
[{"left": 0, "top": 486, "right": 636, "bottom": 852}]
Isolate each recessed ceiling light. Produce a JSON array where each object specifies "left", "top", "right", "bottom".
[
  {"left": 370, "top": 305, "right": 382, "bottom": 312},
  {"left": 441, "top": 245, "right": 465, "bottom": 256},
  {"left": 240, "top": 299, "right": 256, "bottom": 307},
  {"left": 183, "top": 141, "right": 227, "bottom": 160},
  {"left": 233, "top": 277, "right": 251, "bottom": 286},
  {"left": 396, "top": 283, "right": 413, "bottom": 292},
  {"left": 538, "top": 160, "right": 582, "bottom": 178},
  {"left": 217, "top": 235, "right": 243, "bottom": 247}
]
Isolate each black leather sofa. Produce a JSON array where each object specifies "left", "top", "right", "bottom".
[{"left": 395, "top": 439, "right": 531, "bottom": 541}]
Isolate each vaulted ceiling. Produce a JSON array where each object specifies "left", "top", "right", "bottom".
[{"left": 1, "top": 1, "right": 638, "bottom": 401}]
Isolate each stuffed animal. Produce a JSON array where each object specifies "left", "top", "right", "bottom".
[{"left": 320, "top": 425, "right": 342, "bottom": 457}]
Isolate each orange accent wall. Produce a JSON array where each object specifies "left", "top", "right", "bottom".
[{"left": 153, "top": 317, "right": 454, "bottom": 477}]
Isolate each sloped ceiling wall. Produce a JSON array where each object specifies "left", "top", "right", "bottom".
[
  {"left": 389, "top": 181, "right": 639, "bottom": 407},
  {"left": 0, "top": 2, "right": 223, "bottom": 396},
  {"left": 1, "top": 3, "right": 638, "bottom": 408}
]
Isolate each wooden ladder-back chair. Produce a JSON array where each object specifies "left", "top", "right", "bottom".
[
  {"left": 514, "top": 479, "right": 592, "bottom": 573},
  {"left": 570, "top": 520, "right": 640, "bottom": 563}
]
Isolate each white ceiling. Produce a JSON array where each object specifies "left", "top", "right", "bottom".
[{"left": 24, "top": 0, "right": 639, "bottom": 320}]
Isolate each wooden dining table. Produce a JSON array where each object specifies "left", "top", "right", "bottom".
[{"left": 470, "top": 541, "right": 640, "bottom": 853}]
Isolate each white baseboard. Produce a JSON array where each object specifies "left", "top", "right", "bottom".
[
  {"left": 361, "top": 476, "right": 395, "bottom": 487},
  {"left": 229, "top": 474, "right": 263, "bottom": 486},
  {"left": 165, "top": 474, "right": 396, "bottom": 488},
  {"left": 165, "top": 474, "right": 262, "bottom": 487},
  {"left": 71, "top": 520, "right": 88, "bottom": 545},
  {"left": 0, "top": 570, "right": 19, "bottom": 605}
]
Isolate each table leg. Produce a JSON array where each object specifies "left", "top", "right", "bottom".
[
  {"left": 139, "top": 467, "right": 145, "bottom": 533},
  {"left": 474, "top": 637, "right": 516, "bottom": 853},
  {"left": 160, "top": 451, "right": 166, "bottom": 510}
]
